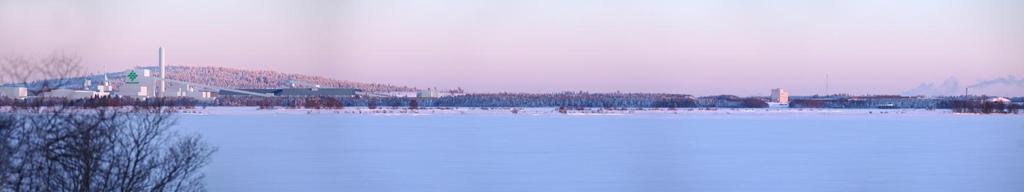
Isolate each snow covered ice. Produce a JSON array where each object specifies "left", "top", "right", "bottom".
[{"left": 174, "top": 107, "right": 1024, "bottom": 192}]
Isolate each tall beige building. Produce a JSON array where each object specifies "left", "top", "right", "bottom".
[{"left": 770, "top": 88, "right": 789, "bottom": 103}]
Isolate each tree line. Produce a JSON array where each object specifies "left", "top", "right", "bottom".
[
  {"left": 946, "top": 100, "right": 1020, "bottom": 114},
  {"left": 207, "top": 93, "right": 771, "bottom": 109}
]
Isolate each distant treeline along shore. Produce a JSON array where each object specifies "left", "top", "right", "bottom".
[{"left": 1, "top": 93, "right": 1020, "bottom": 114}]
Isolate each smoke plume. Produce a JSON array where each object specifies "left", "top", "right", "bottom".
[
  {"left": 966, "top": 75, "right": 1024, "bottom": 89},
  {"left": 903, "top": 77, "right": 960, "bottom": 96},
  {"left": 904, "top": 75, "right": 1024, "bottom": 96}
]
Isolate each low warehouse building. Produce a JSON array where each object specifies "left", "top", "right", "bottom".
[
  {"left": 219, "top": 88, "right": 362, "bottom": 97},
  {"left": 45, "top": 88, "right": 109, "bottom": 100},
  {"left": 1, "top": 87, "right": 28, "bottom": 99}
]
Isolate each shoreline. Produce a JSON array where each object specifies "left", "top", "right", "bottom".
[{"left": 178, "top": 106, "right": 1017, "bottom": 117}]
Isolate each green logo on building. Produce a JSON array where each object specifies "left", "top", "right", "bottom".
[{"left": 126, "top": 71, "right": 139, "bottom": 84}]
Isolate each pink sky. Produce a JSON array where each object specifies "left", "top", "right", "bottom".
[{"left": 1, "top": 0, "right": 1021, "bottom": 96}]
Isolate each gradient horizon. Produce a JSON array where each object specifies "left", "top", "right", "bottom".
[{"left": 1, "top": 0, "right": 1021, "bottom": 96}]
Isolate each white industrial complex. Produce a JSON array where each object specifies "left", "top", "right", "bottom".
[
  {"left": 0, "top": 47, "right": 237, "bottom": 100},
  {"left": 0, "top": 47, "right": 379, "bottom": 100},
  {"left": 105, "top": 47, "right": 217, "bottom": 100}
]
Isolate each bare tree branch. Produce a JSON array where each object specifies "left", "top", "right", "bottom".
[
  {"left": 1, "top": 103, "right": 215, "bottom": 192},
  {"left": 0, "top": 52, "right": 84, "bottom": 95},
  {"left": 0, "top": 55, "right": 36, "bottom": 87}
]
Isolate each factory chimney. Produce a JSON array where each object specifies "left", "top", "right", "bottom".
[{"left": 159, "top": 47, "right": 166, "bottom": 97}]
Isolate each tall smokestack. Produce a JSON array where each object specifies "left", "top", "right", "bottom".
[{"left": 159, "top": 47, "right": 166, "bottom": 97}]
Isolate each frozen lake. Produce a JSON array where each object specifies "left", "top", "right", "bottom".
[{"left": 174, "top": 108, "right": 1024, "bottom": 192}]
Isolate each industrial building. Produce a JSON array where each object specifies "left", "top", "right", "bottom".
[
  {"left": 0, "top": 87, "right": 27, "bottom": 99},
  {"left": 219, "top": 88, "right": 362, "bottom": 97},
  {"left": 113, "top": 47, "right": 217, "bottom": 100},
  {"left": 373, "top": 91, "right": 417, "bottom": 97},
  {"left": 116, "top": 69, "right": 154, "bottom": 98},
  {"left": 218, "top": 79, "right": 366, "bottom": 97},
  {"left": 46, "top": 88, "right": 110, "bottom": 100},
  {"left": 770, "top": 88, "right": 789, "bottom": 103},
  {"left": 768, "top": 88, "right": 790, "bottom": 108}
]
